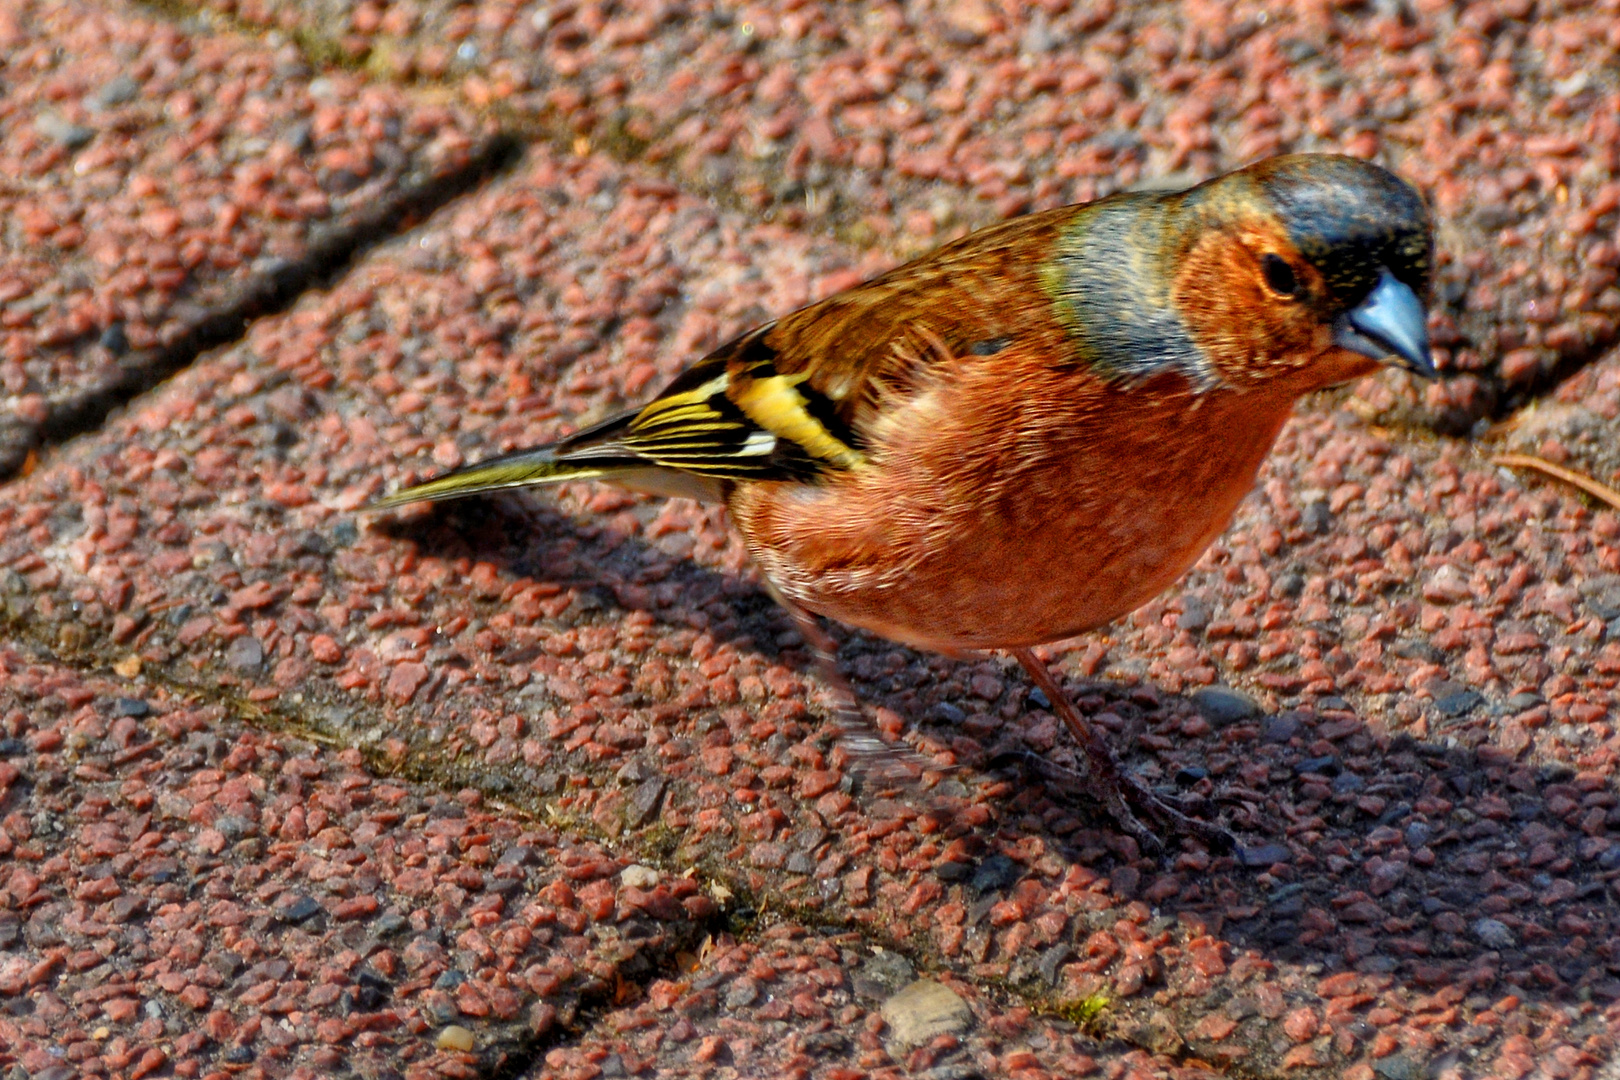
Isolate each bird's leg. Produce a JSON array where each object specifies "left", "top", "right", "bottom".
[
  {"left": 1011, "top": 648, "right": 1234, "bottom": 854},
  {"left": 777, "top": 600, "right": 931, "bottom": 784}
]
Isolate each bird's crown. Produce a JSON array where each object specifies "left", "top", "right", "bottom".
[{"left": 1201, "top": 153, "right": 1433, "bottom": 310}]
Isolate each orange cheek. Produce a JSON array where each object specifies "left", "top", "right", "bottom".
[{"left": 1282, "top": 306, "right": 1334, "bottom": 355}]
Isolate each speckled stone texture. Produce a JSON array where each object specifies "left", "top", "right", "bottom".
[
  {"left": 190, "top": 0, "right": 1620, "bottom": 432},
  {"left": 551, "top": 923, "right": 1152, "bottom": 1079},
  {"left": 0, "top": 647, "right": 709, "bottom": 1078},
  {"left": 0, "top": 0, "right": 491, "bottom": 476},
  {"left": 4, "top": 125, "right": 1620, "bottom": 1077},
  {"left": 4, "top": 0, "right": 1620, "bottom": 1078}
]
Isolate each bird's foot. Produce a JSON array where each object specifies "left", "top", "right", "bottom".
[
  {"left": 1103, "top": 761, "right": 1236, "bottom": 856},
  {"left": 996, "top": 748, "right": 1234, "bottom": 856},
  {"left": 1010, "top": 648, "right": 1236, "bottom": 856}
]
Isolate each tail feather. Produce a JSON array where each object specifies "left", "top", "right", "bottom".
[{"left": 365, "top": 446, "right": 619, "bottom": 510}]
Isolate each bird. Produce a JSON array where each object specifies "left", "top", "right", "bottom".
[{"left": 368, "top": 153, "right": 1434, "bottom": 852}]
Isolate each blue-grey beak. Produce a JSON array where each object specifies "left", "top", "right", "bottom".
[{"left": 1333, "top": 267, "right": 1434, "bottom": 377}]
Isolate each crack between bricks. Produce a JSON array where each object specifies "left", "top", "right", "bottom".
[
  {"left": 0, "top": 593, "right": 1277, "bottom": 1078},
  {"left": 0, "top": 130, "right": 525, "bottom": 482},
  {"left": 0, "top": 629, "right": 725, "bottom": 1077},
  {"left": 115, "top": 0, "right": 1620, "bottom": 452}
]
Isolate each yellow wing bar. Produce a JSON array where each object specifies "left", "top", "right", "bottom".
[{"left": 595, "top": 330, "right": 867, "bottom": 481}]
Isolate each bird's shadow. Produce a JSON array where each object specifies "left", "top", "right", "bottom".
[
  {"left": 974, "top": 682, "right": 1619, "bottom": 1070},
  {"left": 372, "top": 492, "right": 786, "bottom": 649},
  {"left": 372, "top": 494, "right": 1617, "bottom": 1069}
]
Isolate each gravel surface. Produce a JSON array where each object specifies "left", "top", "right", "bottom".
[
  {"left": 0, "top": 0, "right": 493, "bottom": 477},
  {"left": 4, "top": 125, "right": 1620, "bottom": 1077},
  {"left": 0, "top": 645, "right": 709, "bottom": 1079},
  {"left": 553, "top": 923, "right": 1166, "bottom": 1079},
  {"left": 192, "top": 0, "right": 1620, "bottom": 432},
  {"left": 1498, "top": 345, "right": 1620, "bottom": 498},
  {"left": 4, "top": 0, "right": 1620, "bottom": 1077}
]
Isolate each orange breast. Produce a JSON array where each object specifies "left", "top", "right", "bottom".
[{"left": 728, "top": 360, "right": 1307, "bottom": 654}]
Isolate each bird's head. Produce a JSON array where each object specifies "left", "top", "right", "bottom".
[{"left": 1168, "top": 153, "right": 1435, "bottom": 389}]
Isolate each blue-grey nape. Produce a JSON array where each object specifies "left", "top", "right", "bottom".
[{"left": 1048, "top": 195, "right": 1216, "bottom": 389}]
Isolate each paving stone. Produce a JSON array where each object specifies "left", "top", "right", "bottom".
[
  {"left": 0, "top": 0, "right": 493, "bottom": 476},
  {"left": 5, "top": 1, "right": 1620, "bottom": 1076},
  {"left": 198, "top": 0, "right": 1620, "bottom": 429},
  {"left": 0, "top": 646, "right": 700, "bottom": 1078},
  {"left": 3, "top": 122, "right": 1620, "bottom": 1075}
]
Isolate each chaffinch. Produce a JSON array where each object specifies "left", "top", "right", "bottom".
[{"left": 372, "top": 153, "right": 1434, "bottom": 851}]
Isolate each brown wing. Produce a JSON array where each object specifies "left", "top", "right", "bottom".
[
  {"left": 758, "top": 206, "right": 1081, "bottom": 440},
  {"left": 394, "top": 205, "right": 1086, "bottom": 495},
  {"left": 369, "top": 208, "right": 1083, "bottom": 508}
]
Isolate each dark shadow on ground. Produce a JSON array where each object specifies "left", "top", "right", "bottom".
[
  {"left": 929, "top": 665, "right": 1620, "bottom": 1074},
  {"left": 371, "top": 494, "right": 1619, "bottom": 1076}
]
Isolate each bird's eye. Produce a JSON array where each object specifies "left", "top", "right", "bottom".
[{"left": 1261, "top": 254, "right": 1299, "bottom": 298}]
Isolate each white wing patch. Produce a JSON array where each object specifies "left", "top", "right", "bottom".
[{"left": 738, "top": 431, "right": 779, "bottom": 456}]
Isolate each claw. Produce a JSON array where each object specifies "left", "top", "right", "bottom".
[{"left": 1010, "top": 648, "right": 1237, "bottom": 855}]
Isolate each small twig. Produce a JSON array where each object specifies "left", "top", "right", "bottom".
[{"left": 1491, "top": 453, "right": 1620, "bottom": 513}]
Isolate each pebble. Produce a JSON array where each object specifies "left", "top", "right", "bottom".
[
  {"left": 969, "top": 854, "right": 1021, "bottom": 895},
  {"left": 88, "top": 74, "right": 141, "bottom": 109},
  {"left": 621, "top": 864, "right": 660, "bottom": 888},
  {"left": 1581, "top": 577, "right": 1620, "bottom": 619},
  {"left": 1472, "top": 918, "right": 1517, "bottom": 950},
  {"left": 1191, "top": 686, "right": 1259, "bottom": 725},
  {"left": 1434, "top": 689, "right": 1484, "bottom": 718},
  {"left": 225, "top": 635, "right": 264, "bottom": 672},
  {"left": 1262, "top": 714, "right": 1302, "bottom": 743},
  {"left": 33, "top": 111, "right": 95, "bottom": 148},
  {"left": 276, "top": 894, "right": 324, "bottom": 923},
  {"left": 1301, "top": 499, "right": 1333, "bottom": 535},
  {"left": 1037, "top": 942, "right": 1075, "bottom": 985},
  {"left": 628, "top": 776, "right": 667, "bottom": 827},
  {"left": 852, "top": 950, "right": 916, "bottom": 1001},
  {"left": 1238, "top": 844, "right": 1293, "bottom": 868},
  {"left": 1372, "top": 1055, "right": 1423, "bottom": 1080},
  {"left": 880, "top": 980, "right": 974, "bottom": 1049}
]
